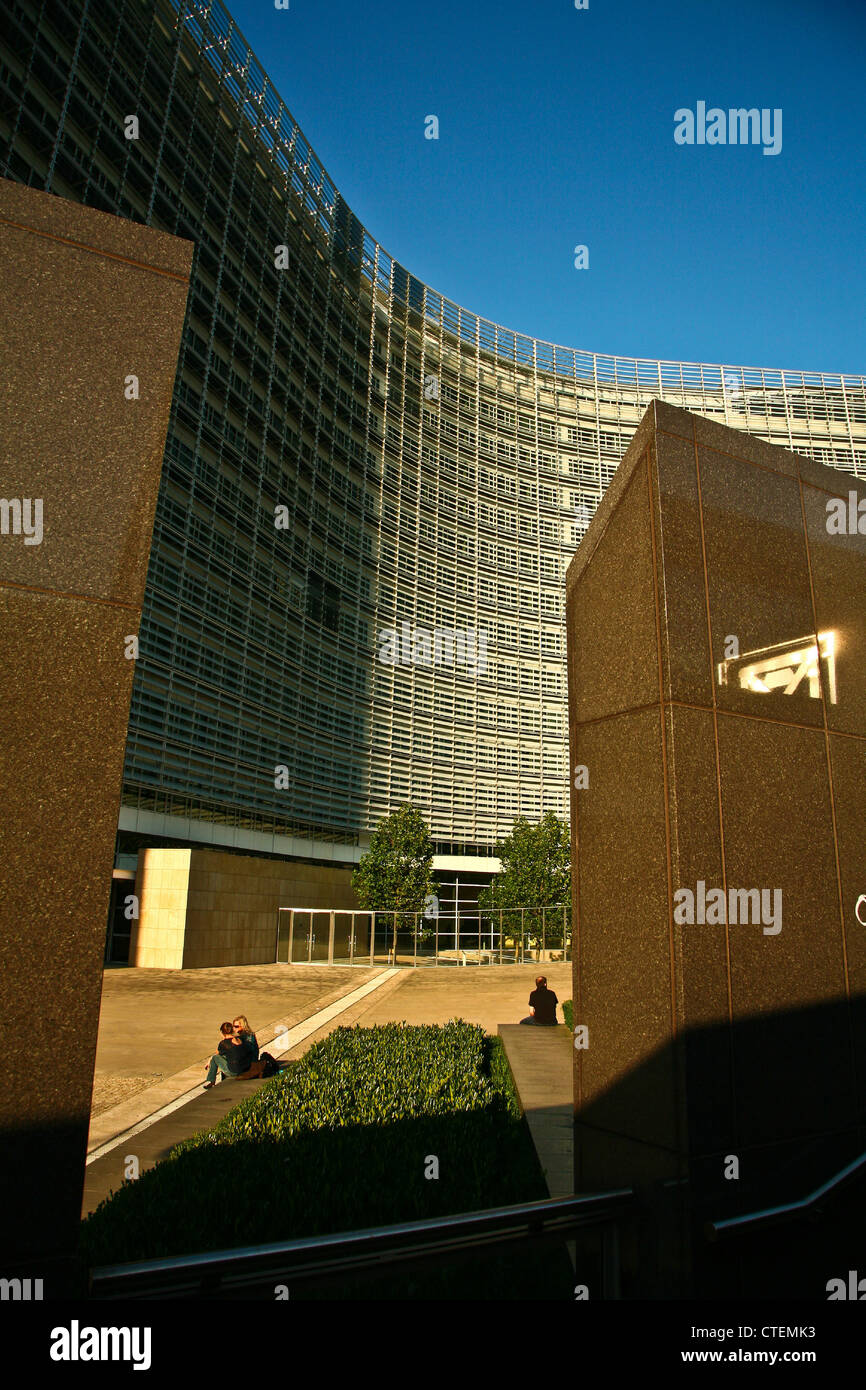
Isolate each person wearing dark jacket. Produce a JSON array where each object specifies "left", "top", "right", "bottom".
[
  {"left": 203, "top": 1021, "right": 255, "bottom": 1087},
  {"left": 519, "top": 975, "right": 559, "bottom": 1025},
  {"left": 220, "top": 1027, "right": 255, "bottom": 1074},
  {"left": 232, "top": 1014, "right": 259, "bottom": 1062}
]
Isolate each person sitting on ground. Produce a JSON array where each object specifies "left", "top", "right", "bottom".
[
  {"left": 228, "top": 1014, "right": 271, "bottom": 1079},
  {"left": 203, "top": 1020, "right": 255, "bottom": 1088},
  {"left": 232, "top": 1014, "right": 259, "bottom": 1062},
  {"left": 519, "top": 975, "right": 559, "bottom": 1026}
]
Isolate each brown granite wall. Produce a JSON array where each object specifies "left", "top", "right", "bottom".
[
  {"left": 0, "top": 181, "right": 191, "bottom": 1287},
  {"left": 129, "top": 847, "right": 359, "bottom": 967},
  {"left": 566, "top": 400, "right": 866, "bottom": 1290}
]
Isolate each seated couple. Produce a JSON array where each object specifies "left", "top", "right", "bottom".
[
  {"left": 204, "top": 1014, "right": 265, "bottom": 1088},
  {"left": 519, "top": 975, "right": 559, "bottom": 1026}
]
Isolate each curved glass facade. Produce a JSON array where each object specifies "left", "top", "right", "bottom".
[{"left": 2, "top": 0, "right": 865, "bottom": 866}]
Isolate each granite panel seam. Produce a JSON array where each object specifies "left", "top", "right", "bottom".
[
  {"left": 573, "top": 699, "right": 668, "bottom": 727},
  {"left": 645, "top": 447, "right": 679, "bottom": 1055},
  {"left": 706, "top": 705, "right": 866, "bottom": 739},
  {"left": 801, "top": 475, "right": 866, "bottom": 501},
  {"left": 571, "top": 762, "right": 583, "bottom": 1110},
  {"left": 573, "top": 696, "right": 866, "bottom": 739},
  {"left": 0, "top": 214, "right": 192, "bottom": 281},
  {"left": 797, "top": 473, "right": 857, "bottom": 1093},
  {"left": 0, "top": 580, "right": 141, "bottom": 610},
  {"left": 574, "top": 1116, "right": 682, "bottom": 1156},
  {"left": 692, "top": 425, "right": 738, "bottom": 1139},
  {"left": 658, "top": 427, "right": 865, "bottom": 497}
]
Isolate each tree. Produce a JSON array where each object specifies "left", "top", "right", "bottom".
[
  {"left": 351, "top": 804, "right": 436, "bottom": 959},
  {"left": 478, "top": 812, "right": 571, "bottom": 949}
]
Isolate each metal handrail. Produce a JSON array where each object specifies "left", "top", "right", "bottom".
[
  {"left": 90, "top": 1190, "right": 635, "bottom": 1299},
  {"left": 706, "top": 1149, "right": 866, "bottom": 1241}
]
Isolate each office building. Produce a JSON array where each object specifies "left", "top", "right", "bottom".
[{"left": 2, "top": 0, "right": 864, "bottom": 961}]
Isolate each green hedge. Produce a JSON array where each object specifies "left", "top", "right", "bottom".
[
  {"left": 80, "top": 1021, "right": 550, "bottom": 1269},
  {"left": 562, "top": 999, "right": 573, "bottom": 1032}
]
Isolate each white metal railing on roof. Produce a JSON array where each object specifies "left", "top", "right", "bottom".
[{"left": 170, "top": 0, "right": 865, "bottom": 394}]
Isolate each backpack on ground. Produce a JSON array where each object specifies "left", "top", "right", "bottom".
[{"left": 259, "top": 1052, "right": 278, "bottom": 1077}]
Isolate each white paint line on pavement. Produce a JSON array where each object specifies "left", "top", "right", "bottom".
[{"left": 85, "top": 968, "right": 401, "bottom": 1165}]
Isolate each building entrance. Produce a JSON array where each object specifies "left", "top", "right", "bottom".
[{"left": 104, "top": 879, "right": 133, "bottom": 964}]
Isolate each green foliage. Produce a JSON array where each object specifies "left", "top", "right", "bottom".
[
  {"left": 562, "top": 999, "right": 574, "bottom": 1033},
  {"left": 80, "top": 1022, "right": 549, "bottom": 1269},
  {"left": 351, "top": 803, "right": 436, "bottom": 943},
  {"left": 487, "top": 1033, "right": 522, "bottom": 1121},
  {"left": 478, "top": 812, "right": 571, "bottom": 946},
  {"left": 206, "top": 1021, "right": 495, "bottom": 1137}
]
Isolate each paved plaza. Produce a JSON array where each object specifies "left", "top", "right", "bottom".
[
  {"left": 91, "top": 963, "right": 383, "bottom": 1105},
  {"left": 312, "top": 961, "right": 573, "bottom": 1037}
]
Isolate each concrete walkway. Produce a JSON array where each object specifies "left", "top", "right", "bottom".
[
  {"left": 90, "top": 963, "right": 385, "bottom": 1100},
  {"left": 340, "top": 963, "right": 573, "bottom": 1037},
  {"left": 498, "top": 1024, "right": 574, "bottom": 1197}
]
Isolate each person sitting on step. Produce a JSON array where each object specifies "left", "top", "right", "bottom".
[{"left": 519, "top": 975, "right": 559, "bottom": 1026}]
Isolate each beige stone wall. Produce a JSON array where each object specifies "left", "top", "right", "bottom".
[
  {"left": 129, "top": 848, "right": 191, "bottom": 968},
  {"left": 129, "top": 846, "right": 358, "bottom": 968}
]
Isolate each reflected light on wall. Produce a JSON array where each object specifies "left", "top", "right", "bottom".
[{"left": 716, "top": 631, "right": 837, "bottom": 703}]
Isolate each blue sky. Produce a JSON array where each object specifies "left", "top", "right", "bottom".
[{"left": 226, "top": 0, "right": 865, "bottom": 375}]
